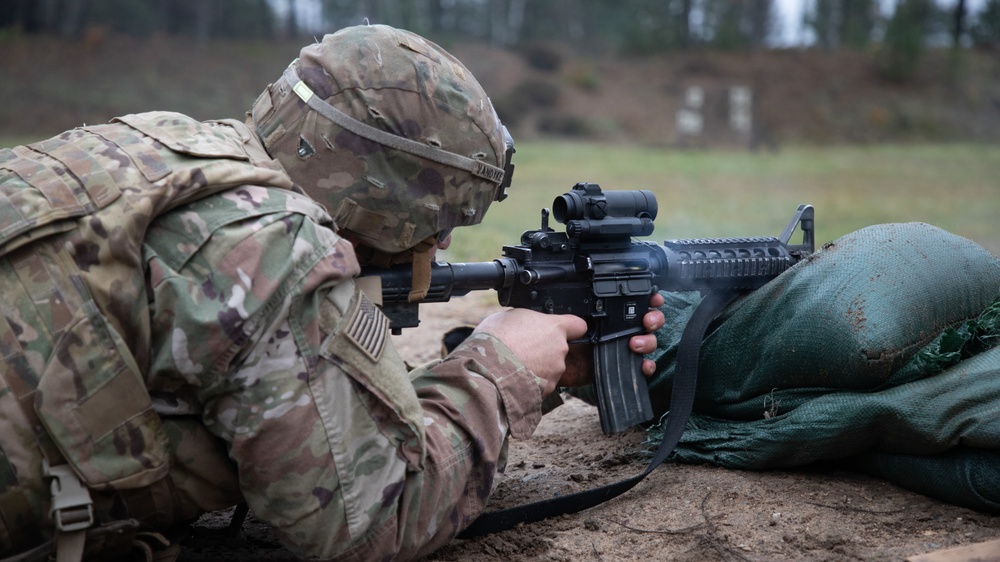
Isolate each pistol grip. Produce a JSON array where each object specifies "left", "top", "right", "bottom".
[{"left": 593, "top": 337, "right": 654, "bottom": 434}]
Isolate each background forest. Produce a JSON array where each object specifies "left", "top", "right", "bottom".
[
  {"left": 4, "top": 0, "right": 1000, "bottom": 52},
  {"left": 2, "top": 0, "right": 999, "bottom": 146}
]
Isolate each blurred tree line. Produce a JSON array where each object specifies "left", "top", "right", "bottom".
[{"left": 1, "top": 0, "right": 998, "bottom": 53}]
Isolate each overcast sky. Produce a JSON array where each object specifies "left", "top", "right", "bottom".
[
  {"left": 774, "top": 0, "right": 988, "bottom": 46},
  {"left": 271, "top": 0, "right": 991, "bottom": 47}
]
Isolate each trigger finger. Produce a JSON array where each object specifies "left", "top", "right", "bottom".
[{"left": 560, "top": 314, "right": 589, "bottom": 340}]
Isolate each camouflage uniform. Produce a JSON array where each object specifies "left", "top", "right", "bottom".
[{"left": 0, "top": 109, "right": 542, "bottom": 561}]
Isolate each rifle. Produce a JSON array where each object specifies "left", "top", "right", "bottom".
[{"left": 362, "top": 182, "right": 815, "bottom": 434}]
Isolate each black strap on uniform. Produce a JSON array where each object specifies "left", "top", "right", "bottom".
[{"left": 459, "top": 289, "right": 740, "bottom": 538}]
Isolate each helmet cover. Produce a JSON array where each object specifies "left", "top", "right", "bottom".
[{"left": 251, "top": 24, "right": 508, "bottom": 256}]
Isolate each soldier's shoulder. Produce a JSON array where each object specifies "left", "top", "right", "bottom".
[{"left": 111, "top": 112, "right": 250, "bottom": 160}]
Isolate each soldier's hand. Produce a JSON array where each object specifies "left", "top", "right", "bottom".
[
  {"left": 473, "top": 294, "right": 665, "bottom": 396},
  {"left": 634, "top": 291, "right": 666, "bottom": 376},
  {"left": 558, "top": 292, "right": 666, "bottom": 388},
  {"left": 473, "top": 308, "right": 588, "bottom": 396}
]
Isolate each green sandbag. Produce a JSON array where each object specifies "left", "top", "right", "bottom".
[
  {"left": 649, "top": 222, "right": 1000, "bottom": 420},
  {"left": 641, "top": 223, "right": 1000, "bottom": 512},
  {"left": 663, "top": 341, "right": 1000, "bottom": 466},
  {"left": 849, "top": 446, "right": 1000, "bottom": 514}
]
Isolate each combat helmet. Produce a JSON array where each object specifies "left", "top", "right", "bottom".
[{"left": 249, "top": 24, "right": 513, "bottom": 301}]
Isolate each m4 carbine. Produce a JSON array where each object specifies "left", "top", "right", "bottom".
[{"left": 362, "top": 182, "right": 814, "bottom": 434}]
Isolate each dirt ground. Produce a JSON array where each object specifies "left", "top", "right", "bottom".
[{"left": 180, "top": 294, "right": 1000, "bottom": 562}]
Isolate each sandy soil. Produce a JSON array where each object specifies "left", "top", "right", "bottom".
[{"left": 180, "top": 294, "right": 1000, "bottom": 562}]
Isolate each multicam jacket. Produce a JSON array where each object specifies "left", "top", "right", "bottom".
[{"left": 0, "top": 112, "right": 546, "bottom": 560}]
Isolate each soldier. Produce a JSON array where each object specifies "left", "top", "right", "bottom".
[{"left": 0, "top": 24, "right": 664, "bottom": 561}]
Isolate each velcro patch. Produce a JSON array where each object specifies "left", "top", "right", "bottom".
[{"left": 345, "top": 292, "right": 388, "bottom": 362}]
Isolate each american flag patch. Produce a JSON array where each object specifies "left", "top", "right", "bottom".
[{"left": 345, "top": 293, "right": 388, "bottom": 361}]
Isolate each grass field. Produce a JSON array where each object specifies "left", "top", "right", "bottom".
[
  {"left": 1, "top": 136, "right": 996, "bottom": 259},
  {"left": 443, "top": 142, "right": 1000, "bottom": 262}
]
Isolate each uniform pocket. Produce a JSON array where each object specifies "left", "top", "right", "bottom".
[{"left": 34, "top": 295, "right": 171, "bottom": 491}]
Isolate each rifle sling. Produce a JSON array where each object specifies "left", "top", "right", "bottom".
[{"left": 459, "top": 288, "right": 740, "bottom": 539}]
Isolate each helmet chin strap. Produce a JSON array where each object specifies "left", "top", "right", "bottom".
[
  {"left": 355, "top": 235, "right": 437, "bottom": 303},
  {"left": 405, "top": 236, "right": 436, "bottom": 303}
]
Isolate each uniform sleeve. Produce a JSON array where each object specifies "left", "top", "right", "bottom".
[
  {"left": 145, "top": 195, "right": 548, "bottom": 560},
  {"left": 211, "top": 273, "right": 547, "bottom": 561}
]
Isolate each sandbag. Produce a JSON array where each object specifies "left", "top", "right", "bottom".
[{"left": 642, "top": 223, "right": 1000, "bottom": 512}]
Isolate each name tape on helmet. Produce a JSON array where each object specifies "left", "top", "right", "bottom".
[{"left": 473, "top": 161, "right": 505, "bottom": 184}]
